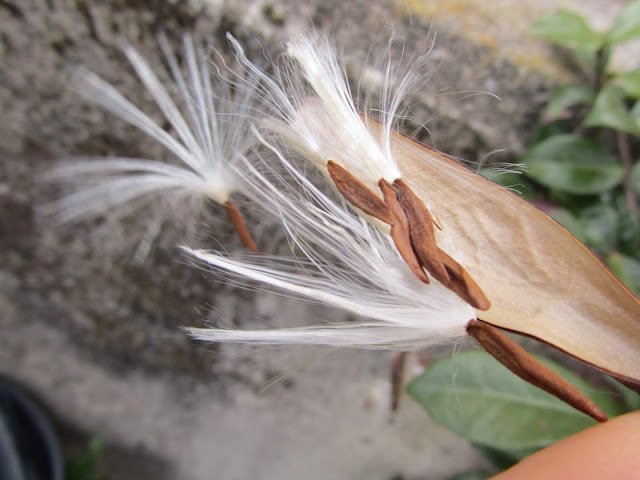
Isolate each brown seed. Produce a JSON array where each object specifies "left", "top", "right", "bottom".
[
  {"left": 327, "top": 160, "right": 392, "bottom": 224},
  {"left": 224, "top": 201, "right": 259, "bottom": 253},
  {"left": 390, "top": 351, "right": 408, "bottom": 411},
  {"left": 466, "top": 319, "right": 607, "bottom": 423},
  {"left": 393, "top": 178, "right": 490, "bottom": 310},
  {"left": 379, "top": 180, "right": 430, "bottom": 284},
  {"left": 438, "top": 250, "right": 491, "bottom": 310},
  {"left": 326, "top": 162, "right": 489, "bottom": 309},
  {"left": 392, "top": 178, "right": 451, "bottom": 285}
]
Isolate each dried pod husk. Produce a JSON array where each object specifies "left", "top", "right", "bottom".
[
  {"left": 388, "top": 127, "right": 640, "bottom": 389},
  {"left": 228, "top": 31, "right": 640, "bottom": 391}
]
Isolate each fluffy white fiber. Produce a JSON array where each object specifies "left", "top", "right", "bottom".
[
  {"left": 227, "top": 32, "right": 434, "bottom": 191},
  {"left": 56, "top": 31, "right": 478, "bottom": 350},
  {"left": 184, "top": 130, "right": 475, "bottom": 349},
  {"left": 48, "top": 34, "right": 259, "bottom": 231}
]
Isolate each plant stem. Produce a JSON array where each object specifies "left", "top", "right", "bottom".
[
  {"left": 576, "top": 47, "right": 606, "bottom": 135},
  {"left": 592, "top": 47, "right": 606, "bottom": 92},
  {"left": 617, "top": 131, "right": 639, "bottom": 219}
]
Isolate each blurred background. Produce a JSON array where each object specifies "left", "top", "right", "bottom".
[{"left": 1, "top": 1, "right": 638, "bottom": 479}]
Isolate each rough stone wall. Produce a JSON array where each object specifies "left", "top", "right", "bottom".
[{"left": 0, "top": 0, "right": 626, "bottom": 479}]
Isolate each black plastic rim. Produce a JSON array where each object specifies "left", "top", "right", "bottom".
[{"left": 0, "top": 375, "right": 63, "bottom": 480}]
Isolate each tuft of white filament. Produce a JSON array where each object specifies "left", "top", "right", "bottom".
[
  {"left": 47, "top": 34, "right": 259, "bottom": 237},
  {"left": 227, "top": 32, "right": 432, "bottom": 191},
  {"left": 54, "top": 30, "right": 479, "bottom": 350},
  {"left": 184, "top": 130, "right": 476, "bottom": 350}
]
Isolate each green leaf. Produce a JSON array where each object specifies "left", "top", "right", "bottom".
[
  {"left": 632, "top": 158, "right": 640, "bottom": 197},
  {"left": 549, "top": 208, "right": 587, "bottom": 243},
  {"left": 448, "top": 470, "right": 492, "bottom": 480},
  {"left": 606, "top": 251, "right": 640, "bottom": 295},
  {"left": 407, "top": 350, "right": 624, "bottom": 451},
  {"left": 523, "top": 134, "right": 623, "bottom": 195},
  {"left": 531, "top": 10, "right": 604, "bottom": 52},
  {"left": 552, "top": 194, "right": 638, "bottom": 254},
  {"left": 617, "top": 209, "right": 640, "bottom": 256},
  {"left": 541, "top": 84, "right": 595, "bottom": 123},
  {"left": 532, "top": 120, "right": 572, "bottom": 144},
  {"left": 551, "top": 202, "right": 620, "bottom": 254},
  {"left": 614, "top": 194, "right": 640, "bottom": 256},
  {"left": 66, "top": 437, "right": 106, "bottom": 480},
  {"left": 614, "top": 70, "right": 640, "bottom": 99},
  {"left": 585, "top": 86, "right": 640, "bottom": 136},
  {"left": 631, "top": 99, "right": 640, "bottom": 125},
  {"left": 548, "top": 189, "right": 601, "bottom": 210},
  {"left": 576, "top": 203, "right": 619, "bottom": 253},
  {"left": 606, "top": 0, "right": 640, "bottom": 45},
  {"left": 605, "top": 377, "right": 640, "bottom": 412}
]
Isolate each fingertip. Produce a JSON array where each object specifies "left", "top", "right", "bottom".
[{"left": 492, "top": 411, "right": 640, "bottom": 480}]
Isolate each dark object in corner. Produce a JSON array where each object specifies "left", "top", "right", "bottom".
[{"left": 0, "top": 375, "right": 63, "bottom": 480}]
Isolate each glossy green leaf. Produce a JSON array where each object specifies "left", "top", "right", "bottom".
[
  {"left": 523, "top": 134, "right": 623, "bottom": 195},
  {"left": 585, "top": 86, "right": 640, "bottom": 136},
  {"left": 607, "top": 252, "right": 640, "bottom": 296},
  {"left": 614, "top": 70, "right": 640, "bottom": 99},
  {"left": 541, "top": 84, "right": 595, "bottom": 123},
  {"left": 606, "top": 0, "right": 640, "bottom": 45},
  {"left": 396, "top": 129, "right": 640, "bottom": 386},
  {"left": 407, "top": 350, "right": 624, "bottom": 451},
  {"left": 531, "top": 11, "right": 604, "bottom": 52}
]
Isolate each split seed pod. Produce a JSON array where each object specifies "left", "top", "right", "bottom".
[
  {"left": 394, "top": 129, "right": 640, "bottom": 391},
  {"left": 194, "top": 32, "right": 640, "bottom": 420}
]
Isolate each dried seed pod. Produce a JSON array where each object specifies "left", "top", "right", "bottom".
[
  {"left": 391, "top": 128, "right": 640, "bottom": 389},
  {"left": 198, "top": 32, "right": 640, "bottom": 416}
]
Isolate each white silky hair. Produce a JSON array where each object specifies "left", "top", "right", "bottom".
[
  {"left": 48, "top": 34, "right": 259, "bottom": 227},
  {"left": 226, "top": 32, "right": 434, "bottom": 191},
  {"left": 184, "top": 130, "right": 475, "bottom": 350}
]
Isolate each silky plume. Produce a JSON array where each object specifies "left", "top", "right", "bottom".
[
  {"left": 45, "top": 34, "right": 261, "bottom": 254},
  {"left": 187, "top": 32, "right": 640, "bottom": 421},
  {"left": 185, "top": 130, "right": 476, "bottom": 349}
]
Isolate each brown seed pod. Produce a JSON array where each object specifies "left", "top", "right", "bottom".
[{"left": 387, "top": 126, "right": 640, "bottom": 391}]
